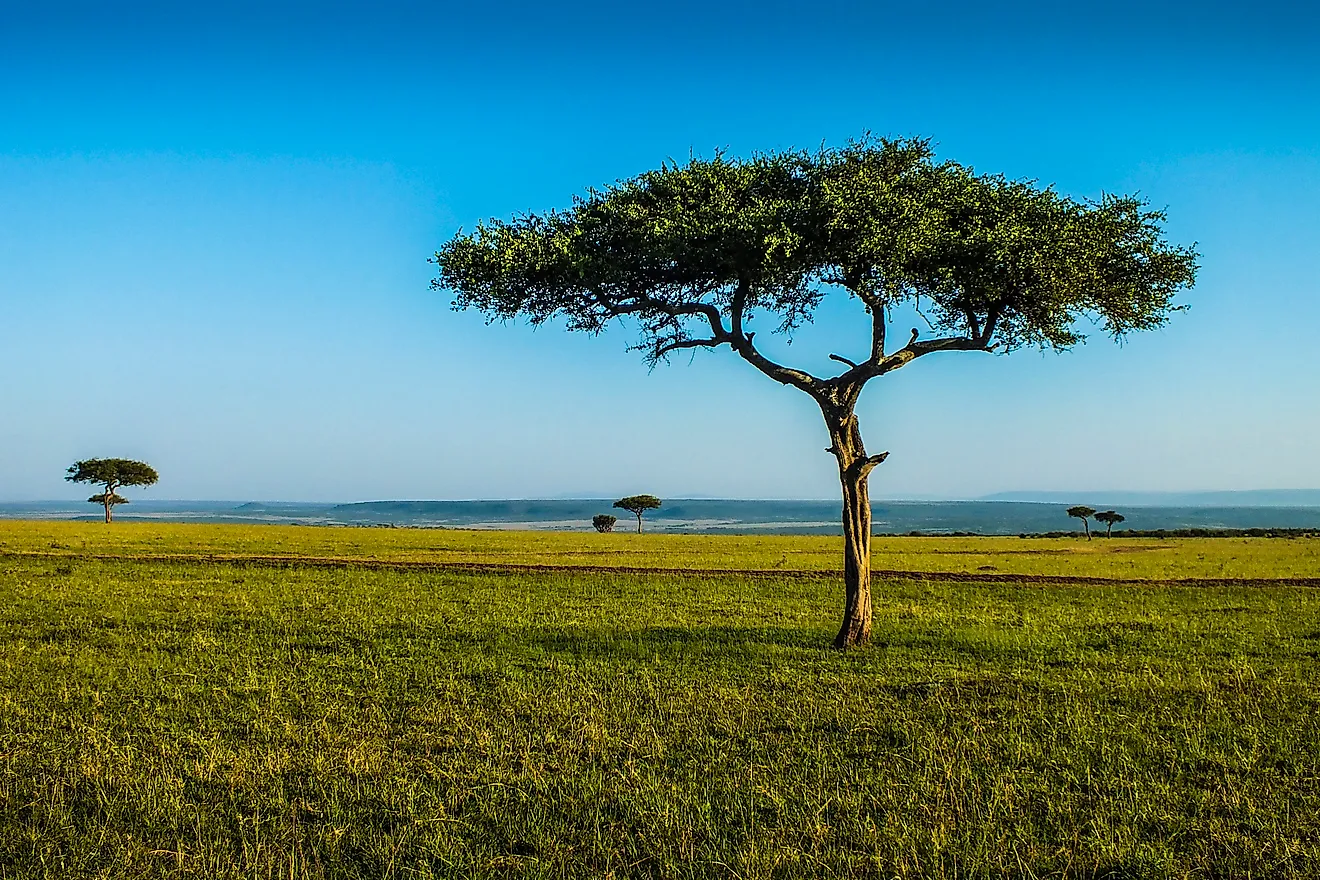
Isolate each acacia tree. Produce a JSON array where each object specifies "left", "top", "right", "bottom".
[
  {"left": 1068, "top": 505, "right": 1098, "bottom": 540},
  {"left": 66, "top": 458, "right": 159, "bottom": 522},
  {"left": 1094, "top": 510, "right": 1126, "bottom": 537},
  {"left": 613, "top": 495, "right": 662, "bottom": 533},
  {"left": 433, "top": 138, "right": 1197, "bottom": 647},
  {"left": 592, "top": 514, "right": 618, "bottom": 533}
]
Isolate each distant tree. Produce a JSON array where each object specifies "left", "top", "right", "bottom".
[
  {"left": 1094, "top": 510, "right": 1126, "bottom": 537},
  {"left": 434, "top": 137, "right": 1197, "bottom": 647},
  {"left": 1067, "top": 505, "right": 1097, "bottom": 540},
  {"left": 592, "top": 514, "right": 617, "bottom": 533},
  {"left": 613, "top": 495, "right": 662, "bottom": 533},
  {"left": 66, "top": 458, "right": 159, "bottom": 523}
]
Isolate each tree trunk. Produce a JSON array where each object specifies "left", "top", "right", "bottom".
[
  {"left": 825, "top": 412, "right": 884, "bottom": 649},
  {"left": 636, "top": 513, "right": 643, "bottom": 533},
  {"left": 1106, "top": 523, "right": 1113, "bottom": 538},
  {"left": 1084, "top": 519, "right": 1091, "bottom": 540},
  {"left": 836, "top": 466, "right": 873, "bottom": 648}
]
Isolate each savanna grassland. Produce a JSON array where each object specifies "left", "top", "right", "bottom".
[
  {"left": 6, "top": 520, "right": 1320, "bottom": 580},
  {"left": 2, "top": 522, "right": 1319, "bottom": 878}
]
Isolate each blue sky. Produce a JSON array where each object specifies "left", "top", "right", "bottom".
[{"left": 1, "top": 0, "right": 1317, "bottom": 502}]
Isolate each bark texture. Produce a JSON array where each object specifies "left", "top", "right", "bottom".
[{"left": 825, "top": 411, "right": 888, "bottom": 648}]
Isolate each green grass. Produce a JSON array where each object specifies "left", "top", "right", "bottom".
[
  {"left": 2, "top": 523, "right": 1319, "bottom": 878},
  {"left": 5, "top": 520, "right": 1320, "bottom": 579}
]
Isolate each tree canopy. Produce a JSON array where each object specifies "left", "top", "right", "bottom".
[
  {"left": 1094, "top": 510, "right": 1127, "bottom": 537},
  {"left": 436, "top": 137, "right": 1196, "bottom": 380},
  {"left": 434, "top": 136, "right": 1197, "bottom": 646}
]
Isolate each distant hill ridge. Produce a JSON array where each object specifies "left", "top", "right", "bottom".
[
  {"left": 980, "top": 490, "right": 1320, "bottom": 507},
  {"left": 5, "top": 496, "right": 1319, "bottom": 532},
  {"left": 329, "top": 499, "right": 843, "bottom": 522}
]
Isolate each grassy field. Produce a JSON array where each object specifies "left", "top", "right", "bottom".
[
  {"left": 2, "top": 522, "right": 1319, "bottom": 878},
  {"left": 4, "top": 520, "right": 1320, "bottom": 579}
]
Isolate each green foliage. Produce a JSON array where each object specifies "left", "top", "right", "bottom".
[
  {"left": 433, "top": 136, "right": 1198, "bottom": 365},
  {"left": 2, "top": 542, "right": 1317, "bottom": 877},
  {"left": 65, "top": 458, "right": 159, "bottom": 490},
  {"left": 613, "top": 495, "right": 662, "bottom": 515},
  {"left": 65, "top": 458, "right": 159, "bottom": 520},
  {"left": 86, "top": 493, "right": 130, "bottom": 507},
  {"left": 827, "top": 149, "right": 1200, "bottom": 350},
  {"left": 435, "top": 150, "right": 821, "bottom": 359},
  {"left": 591, "top": 514, "right": 617, "bottom": 533}
]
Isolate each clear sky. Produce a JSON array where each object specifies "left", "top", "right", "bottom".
[{"left": 1, "top": 0, "right": 1317, "bottom": 502}]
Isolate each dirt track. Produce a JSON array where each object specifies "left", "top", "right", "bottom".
[{"left": 4, "top": 549, "right": 1318, "bottom": 588}]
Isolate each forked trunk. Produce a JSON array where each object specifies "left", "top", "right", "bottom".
[{"left": 826, "top": 411, "right": 885, "bottom": 649}]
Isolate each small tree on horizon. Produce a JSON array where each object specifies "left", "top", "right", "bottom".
[
  {"left": 613, "top": 495, "right": 662, "bottom": 533},
  {"left": 1067, "top": 505, "right": 1098, "bottom": 540},
  {"left": 1094, "top": 510, "right": 1126, "bottom": 537},
  {"left": 66, "top": 458, "right": 159, "bottom": 522},
  {"left": 592, "top": 514, "right": 617, "bottom": 533}
]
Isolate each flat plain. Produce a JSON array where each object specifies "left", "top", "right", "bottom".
[{"left": 2, "top": 522, "right": 1318, "bottom": 878}]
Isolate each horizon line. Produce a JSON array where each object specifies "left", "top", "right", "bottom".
[{"left": 5, "top": 489, "right": 1320, "bottom": 507}]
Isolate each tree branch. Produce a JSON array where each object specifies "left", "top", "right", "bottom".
[
  {"left": 870, "top": 306, "right": 887, "bottom": 364},
  {"left": 593, "top": 280, "right": 837, "bottom": 396},
  {"left": 598, "top": 288, "right": 737, "bottom": 364},
  {"left": 856, "top": 451, "right": 890, "bottom": 480},
  {"left": 822, "top": 310, "right": 896, "bottom": 386},
  {"left": 653, "top": 336, "right": 726, "bottom": 358},
  {"left": 979, "top": 305, "right": 1002, "bottom": 347},
  {"left": 728, "top": 281, "right": 824, "bottom": 394},
  {"left": 878, "top": 329, "right": 991, "bottom": 375},
  {"left": 591, "top": 288, "right": 730, "bottom": 342},
  {"left": 907, "top": 336, "right": 986, "bottom": 357}
]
